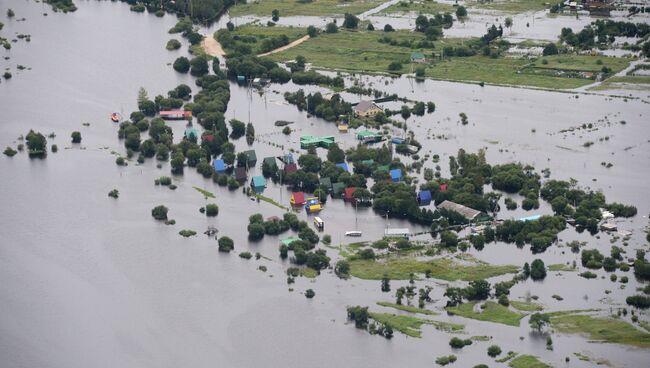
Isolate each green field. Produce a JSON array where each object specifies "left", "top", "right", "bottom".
[
  {"left": 218, "top": 25, "right": 307, "bottom": 55},
  {"left": 510, "top": 300, "right": 544, "bottom": 312},
  {"left": 267, "top": 29, "right": 632, "bottom": 89},
  {"left": 548, "top": 263, "right": 575, "bottom": 271},
  {"left": 550, "top": 313, "right": 650, "bottom": 348},
  {"left": 446, "top": 301, "right": 525, "bottom": 326},
  {"left": 467, "top": 0, "right": 560, "bottom": 13},
  {"left": 379, "top": 0, "right": 456, "bottom": 15},
  {"left": 369, "top": 312, "right": 464, "bottom": 337},
  {"left": 348, "top": 257, "right": 518, "bottom": 280},
  {"left": 589, "top": 75, "right": 650, "bottom": 91},
  {"left": 230, "top": 0, "right": 385, "bottom": 17},
  {"left": 508, "top": 355, "right": 552, "bottom": 368},
  {"left": 376, "top": 301, "right": 439, "bottom": 315}
]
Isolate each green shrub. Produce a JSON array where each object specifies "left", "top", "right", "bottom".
[
  {"left": 151, "top": 205, "right": 169, "bottom": 220},
  {"left": 218, "top": 236, "right": 234, "bottom": 252},
  {"left": 205, "top": 203, "right": 219, "bottom": 217}
]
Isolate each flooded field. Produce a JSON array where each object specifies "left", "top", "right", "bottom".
[{"left": 1, "top": 1, "right": 650, "bottom": 368}]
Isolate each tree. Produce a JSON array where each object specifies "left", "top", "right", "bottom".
[
  {"left": 226, "top": 21, "right": 235, "bottom": 32},
  {"left": 543, "top": 43, "right": 559, "bottom": 56},
  {"left": 347, "top": 306, "right": 369, "bottom": 328},
  {"left": 367, "top": 22, "right": 375, "bottom": 31},
  {"left": 205, "top": 204, "right": 219, "bottom": 217},
  {"left": 325, "top": 22, "right": 338, "bottom": 33},
  {"left": 440, "top": 231, "right": 458, "bottom": 247},
  {"left": 400, "top": 105, "right": 411, "bottom": 123},
  {"left": 465, "top": 279, "right": 490, "bottom": 300},
  {"left": 504, "top": 17, "right": 513, "bottom": 33},
  {"left": 25, "top": 130, "right": 47, "bottom": 154},
  {"left": 229, "top": 119, "right": 246, "bottom": 139},
  {"left": 170, "top": 152, "right": 185, "bottom": 174},
  {"left": 381, "top": 275, "right": 391, "bottom": 292},
  {"left": 384, "top": 24, "right": 394, "bottom": 32},
  {"left": 190, "top": 56, "right": 209, "bottom": 76},
  {"left": 487, "top": 345, "right": 502, "bottom": 357},
  {"left": 248, "top": 223, "right": 265, "bottom": 240},
  {"left": 307, "top": 25, "right": 318, "bottom": 37},
  {"left": 71, "top": 131, "right": 82, "bottom": 143},
  {"left": 342, "top": 13, "right": 359, "bottom": 29},
  {"left": 335, "top": 260, "right": 350, "bottom": 277},
  {"left": 173, "top": 56, "right": 190, "bottom": 73},
  {"left": 305, "top": 289, "right": 315, "bottom": 298},
  {"left": 444, "top": 287, "right": 463, "bottom": 307},
  {"left": 151, "top": 205, "right": 168, "bottom": 220},
  {"left": 298, "top": 154, "right": 322, "bottom": 173},
  {"left": 271, "top": 9, "right": 279, "bottom": 22},
  {"left": 530, "top": 259, "right": 547, "bottom": 280},
  {"left": 218, "top": 236, "right": 234, "bottom": 252},
  {"left": 455, "top": 6, "right": 467, "bottom": 18},
  {"left": 529, "top": 313, "right": 550, "bottom": 332}
]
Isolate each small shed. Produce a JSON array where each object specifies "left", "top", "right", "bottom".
[
  {"left": 410, "top": 52, "right": 426, "bottom": 63},
  {"left": 417, "top": 190, "right": 432, "bottom": 206},
  {"left": 284, "top": 163, "right": 298, "bottom": 174},
  {"left": 290, "top": 192, "right": 306, "bottom": 205},
  {"left": 234, "top": 167, "right": 247, "bottom": 183},
  {"left": 242, "top": 149, "right": 257, "bottom": 167},
  {"left": 331, "top": 182, "right": 346, "bottom": 198},
  {"left": 336, "top": 162, "right": 349, "bottom": 172},
  {"left": 392, "top": 137, "right": 406, "bottom": 144},
  {"left": 213, "top": 159, "right": 226, "bottom": 173},
  {"left": 184, "top": 127, "right": 199, "bottom": 140},
  {"left": 319, "top": 177, "right": 332, "bottom": 191},
  {"left": 250, "top": 176, "right": 266, "bottom": 193},
  {"left": 280, "top": 236, "right": 302, "bottom": 247},
  {"left": 263, "top": 156, "right": 278, "bottom": 170},
  {"left": 390, "top": 169, "right": 402, "bottom": 182},
  {"left": 344, "top": 187, "right": 357, "bottom": 202},
  {"left": 356, "top": 130, "right": 383, "bottom": 143},
  {"left": 437, "top": 200, "right": 481, "bottom": 221}
]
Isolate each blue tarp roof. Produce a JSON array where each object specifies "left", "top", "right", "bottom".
[
  {"left": 213, "top": 159, "right": 225, "bottom": 172},
  {"left": 184, "top": 127, "right": 198, "bottom": 139},
  {"left": 519, "top": 215, "right": 542, "bottom": 222},
  {"left": 390, "top": 168, "right": 402, "bottom": 181},
  {"left": 251, "top": 176, "right": 266, "bottom": 188},
  {"left": 417, "top": 190, "right": 432, "bottom": 205},
  {"left": 336, "top": 162, "right": 349, "bottom": 172},
  {"left": 392, "top": 137, "right": 406, "bottom": 144}
]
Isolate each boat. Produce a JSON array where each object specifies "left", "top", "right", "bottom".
[
  {"left": 345, "top": 230, "right": 362, "bottom": 237},
  {"left": 110, "top": 112, "right": 121, "bottom": 123}
]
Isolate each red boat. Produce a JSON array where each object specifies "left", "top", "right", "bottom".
[{"left": 110, "top": 113, "right": 121, "bottom": 123}]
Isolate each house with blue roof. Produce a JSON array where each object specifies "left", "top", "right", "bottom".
[
  {"left": 390, "top": 169, "right": 402, "bottom": 182},
  {"left": 336, "top": 162, "right": 349, "bottom": 172},
  {"left": 213, "top": 159, "right": 226, "bottom": 173}
]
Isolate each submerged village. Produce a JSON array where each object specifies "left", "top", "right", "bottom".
[{"left": 1, "top": 0, "right": 650, "bottom": 367}]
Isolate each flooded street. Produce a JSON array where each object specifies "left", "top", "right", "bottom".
[{"left": 1, "top": 1, "right": 650, "bottom": 367}]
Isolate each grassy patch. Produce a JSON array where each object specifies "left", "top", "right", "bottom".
[
  {"left": 376, "top": 301, "right": 439, "bottom": 315},
  {"left": 369, "top": 312, "right": 463, "bottom": 337},
  {"left": 550, "top": 313, "right": 650, "bottom": 348},
  {"left": 468, "top": 0, "right": 560, "bottom": 13},
  {"left": 301, "top": 267, "right": 318, "bottom": 278},
  {"left": 193, "top": 186, "right": 215, "bottom": 198},
  {"left": 508, "top": 355, "right": 552, "bottom": 368},
  {"left": 255, "top": 194, "right": 290, "bottom": 211},
  {"left": 590, "top": 75, "right": 650, "bottom": 91},
  {"left": 447, "top": 301, "right": 525, "bottom": 327},
  {"left": 230, "top": 0, "right": 385, "bottom": 16},
  {"left": 219, "top": 25, "right": 307, "bottom": 55},
  {"left": 496, "top": 351, "right": 518, "bottom": 363},
  {"left": 268, "top": 30, "right": 631, "bottom": 89},
  {"left": 510, "top": 300, "right": 544, "bottom": 312},
  {"left": 471, "top": 335, "right": 491, "bottom": 341},
  {"left": 548, "top": 263, "right": 575, "bottom": 271},
  {"left": 349, "top": 257, "right": 518, "bottom": 281},
  {"left": 380, "top": 0, "right": 455, "bottom": 15}
]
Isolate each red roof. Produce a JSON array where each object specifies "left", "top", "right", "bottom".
[
  {"left": 344, "top": 187, "right": 357, "bottom": 200},
  {"left": 440, "top": 184, "right": 448, "bottom": 192},
  {"left": 159, "top": 110, "right": 192, "bottom": 117},
  {"left": 284, "top": 163, "right": 298, "bottom": 173},
  {"left": 291, "top": 192, "right": 305, "bottom": 204},
  {"left": 202, "top": 134, "right": 215, "bottom": 142}
]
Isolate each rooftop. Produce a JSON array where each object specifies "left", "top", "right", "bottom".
[{"left": 437, "top": 200, "right": 482, "bottom": 220}]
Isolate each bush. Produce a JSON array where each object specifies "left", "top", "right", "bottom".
[
  {"left": 530, "top": 259, "right": 547, "bottom": 280},
  {"left": 151, "top": 205, "right": 169, "bottom": 220},
  {"left": 579, "top": 271, "right": 597, "bottom": 279},
  {"left": 166, "top": 39, "right": 181, "bottom": 50},
  {"left": 435, "top": 355, "right": 456, "bottom": 366},
  {"left": 115, "top": 157, "right": 127, "bottom": 166},
  {"left": 449, "top": 337, "right": 472, "bottom": 348},
  {"left": 325, "top": 22, "right": 338, "bottom": 33},
  {"left": 384, "top": 24, "right": 394, "bottom": 32},
  {"left": 71, "top": 131, "right": 82, "bottom": 143},
  {"left": 173, "top": 56, "right": 190, "bottom": 73},
  {"left": 305, "top": 289, "right": 316, "bottom": 298},
  {"left": 3, "top": 147, "right": 17, "bottom": 157},
  {"left": 205, "top": 203, "right": 219, "bottom": 217},
  {"left": 626, "top": 295, "right": 650, "bottom": 309},
  {"left": 179, "top": 229, "right": 197, "bottom": 237},
  {"left": 218, "top": 237, "right": 234, "bottom": 252},
  {"left": 239, "top": 252, "right": 252, "bottom": 259},
  {"left": 487, "top": 345, "right": 502, "bottom": 357},
  {"left": 388, "top": 61, "right": 402, "bottom": 71}
]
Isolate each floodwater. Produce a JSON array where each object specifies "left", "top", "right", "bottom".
[{"left": 1, "top": 1, "right": 650, "bottom": 368}]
